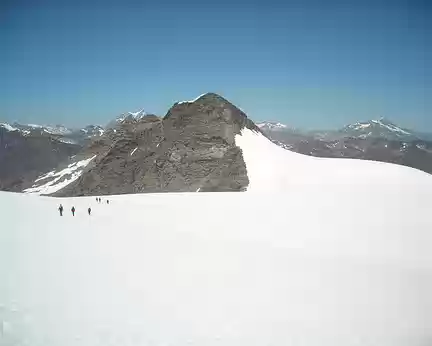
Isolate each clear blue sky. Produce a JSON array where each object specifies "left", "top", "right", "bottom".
[{"left": 0, "top": 0, "right": 430, "bottom": 130}]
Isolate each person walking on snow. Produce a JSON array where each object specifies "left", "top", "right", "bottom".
[
  {"left": 71, "top": 206, "right": 75, "bottom": 216},
  {"left": 106, "top": 199, "right": 109, "bottom": 204},
  {"left": 88, "top": 207, "right": 91, "bottom": 215},
  {"left": 58, "top": 204, "right": 63, "bottom": 216}
]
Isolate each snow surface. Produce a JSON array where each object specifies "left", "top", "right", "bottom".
[
  {"left": 371, "top": 120, "right": 411, "bottom": 135},
  {"left": 256, "top": 122, "right": 288, "bottom": 130},
  {"left": 1, "top": 182, "right": 432, "bottom": 345},
  {"left": 0, "top": 123, "right": 18, "bottom": 132},
  {"left": 23, "top": 156, "right": 96, "bottom": 195},
  {"left": 25, "top": 124, "right": 72, "bottom": 135},
  {"left": 235, "top": 128, "right": 432, "bottom": 192},
  {"left": 349, "top": 122, "right": 371, "bottom": 130},
  {"left": 128, "top": 108, "right": 147, "bottom": 118},
  {"left": 2, "top": 131, "right": 432, "bottom": 345},
  {"left": 58, "top": 138, "right": 78, "bottom": 144}
]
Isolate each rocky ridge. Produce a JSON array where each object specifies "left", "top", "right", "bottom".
[{"left": 53, "top": 93, "right": 261, "bottom": 196}]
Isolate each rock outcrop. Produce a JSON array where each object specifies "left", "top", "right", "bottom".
[{"left": 55, "top": 93, "right": 261, "bottom": 196}]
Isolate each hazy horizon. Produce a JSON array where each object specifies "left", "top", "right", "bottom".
[{"left": 1, "top": 0, "right": 429, "bottom": 131}]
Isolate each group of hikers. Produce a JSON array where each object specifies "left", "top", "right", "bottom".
[{"left": 58, "top": 197, "right": 109, "bottom": 216}]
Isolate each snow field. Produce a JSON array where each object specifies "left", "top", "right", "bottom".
[
  {"left": 1, "top": 190, "right": 432, "bottom": 346},
  {"left": 2, "top": 127, "right": 432, "bottom": 345}
]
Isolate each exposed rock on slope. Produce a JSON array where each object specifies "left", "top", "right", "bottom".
[
  {"left": 0, "top": 126, "right": 81, "bottom": 191},
  {"left": 55, "top": 93, "right": 260, "bottom": 196}
]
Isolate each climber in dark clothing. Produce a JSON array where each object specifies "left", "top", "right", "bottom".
[
  {"left": 106, "top": 199, "right": 109, "bottom": 204},
  {"left": 58, "top": 204, "right": 63, "bottom": 216},
  {"left": 71, "top": 206, "right": 75, "bottom": 216},
  {"left": 88, "top": 207, "right": 91, "bottom": 215}
]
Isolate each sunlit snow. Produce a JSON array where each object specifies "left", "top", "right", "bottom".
[
  {"left": 371, "top": 119, "right": 411, "bottom": 135},
  {"left": 177, "top": 93, "right": 207, "bottom": 104},
  {"left": 128, "top": 108, "right": 146, "bottom": 118},
  {"left": 1, "top": 130, "right": 432, "bottom": 345},
  {"left": 350, "top": 122, "right": 371, "bottom": 130},
  {"left": 23, "top": 156, "right": 96, "bottom": 195},
  {"left": 256, "top": 122, "right": 288, "bottom": 130},
  {"left": 235, "top": 128, "right": 431, "bottom": 192},
  {"left": 0, "top": 123, "right": 18, "bottom": 132}
]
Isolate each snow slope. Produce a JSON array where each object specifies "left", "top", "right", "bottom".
[
  {"left": 2, "top": 191, "right": 432, "bottom": 343},
  {"left": 177, "top": 93, "right": 207, "bottom": 104},
  {"left": 2, "top": 130, "right": 432, "bottom": 345},
  {"left": 0, "top": 123, "right": 19, "bottom": 132},
  {"left": 235, "top": 128, "right": 432, "bottom": 192},
  {"left": 23, "top": 156, "right": 96, "bottom": 195}
]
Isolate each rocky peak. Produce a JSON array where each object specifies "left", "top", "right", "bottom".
[
  {"left": 53, "top": 92, "right": 258, "bottom": 196},
  {"left": 166, "top": 92, "right": 260, "bottom": 135}
]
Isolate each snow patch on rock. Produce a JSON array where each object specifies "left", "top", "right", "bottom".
[
  {"left": 0, "top": 123, "right": 19, "bottom": 132},
  {"left": 24, "top": 155, "right": 96, "bottom": 195}
]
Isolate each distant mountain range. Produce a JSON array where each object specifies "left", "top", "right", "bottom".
[
  {"left": 258, "top": 118, "right": 432, "bottom": 142},
  {"left": 1, "top": 100, "right": 431, "bottom": 194},
  {"left": 0, "top": 122, "right": 105, "bottom": 145},
  {"left": 258, "top": 118, "right": 432, "bottom": 176}
]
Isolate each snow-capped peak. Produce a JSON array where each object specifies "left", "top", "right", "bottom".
[
  {"left": 0, "top": 123, "right": 19, "bottom": 132},
  {"left": 80, "top": 125, "right": 105, "bottom": 136},
  {"left": 177, "top": 93, "right": 208, "bottom": 105},
  {"left": 370, "top": 119, "right": 411, "bottom": 135},
  {"left": 343, "top": 118, "right": 412, "bottom": 139},
  {"left": 115, "top": 109, "right": 147, "bottom": 123},
  {"left": 256, "top": 121, "right": 288, "bottom": 131},
  {"left": 25, "top": 124, "right": 72, "bottom": 135},
  {"left": 128, "top": 108, "right": 147, "bottom": 119}
]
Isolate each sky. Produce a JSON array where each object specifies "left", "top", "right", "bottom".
[{"left": 0, "top": 0, "right": 430, "bottom": 130}]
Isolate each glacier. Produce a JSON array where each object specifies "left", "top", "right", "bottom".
[{"left": 1, "top": 130, "right": 432, "bottom": 345}]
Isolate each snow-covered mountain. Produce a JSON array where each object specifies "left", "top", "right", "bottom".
[
  {"left": 115, "top": 108, "right": 148, "bottom": 123},
  {"left": 79, "top": 124, "right": 105, "bottom": 137},
  {"left": 340, "top": 118, "right": 416, "bottom": 140},
  {"left": 24, "top": 123, "right": 73, "bottom": 135},
  {"left": 0, "top": 122, "right": 20, "bottom": 132},
  {"left": 4, "top": 98, "right": 432, "bottom": 195},
  {"left": 256, "top": 117, "right": 432, "bottom": 175},
  {"left": 127, "top": 108, "right": 147, "bottom": 118},
  {"left": 0, "top": 121, "right": 104, "bottom": 143},
  {"left": 2, "top": 127, "right": 432, "bottom": 345},
  {"left": 104, "top": 108, "right": 155, "bottom": 130},
  {"left": 256, "top": 121, "right": 289, "bottom": 131}
]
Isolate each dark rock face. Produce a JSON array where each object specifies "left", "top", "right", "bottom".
[
  {"left": 55, "top": 93, "right": 259, "bottom": 196},
  {"left": 0, "top": 127, "right": 81, "bottom": 191}
]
